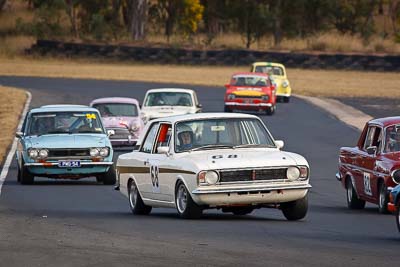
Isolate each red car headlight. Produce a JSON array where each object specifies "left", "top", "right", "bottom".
[
  {"left": 227, "top": 94, "right": 235, "bottom": 100},
  {"left": 261, "top": 95, "right": 269, "bottom": 101}
]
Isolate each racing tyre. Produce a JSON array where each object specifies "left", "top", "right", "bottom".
[
  {"left": 346, "top": 178, "right": 365, "bottom": 209},
  {"left": 100, "top": 164, "right": 117, "bottom": 185},
  {"left": 175, "top": 182, "right": 202, "bottom": 219},
  {"left": 232, "top": 207, "right": 254, "bottom": 216},
  {"left": 283, "top": 97, "right": 290, "bottom": 103},
  {"left": 281, "top": 194, "right": 308, "bottom": 221},
  {"left": 224, "top": 106, "right": 232, "bottom": 113},
  {"left": 378, "top": 182, "right": 389, "bottom": 214},
  {"left": 128, "top": 180, "right": 152, "bottom": 215},
  {"left": 396, "top": 199, "right": 400, "bottom": 232},
  {"left": 265, "top": 105, "right": 276, "bottom": 116},
  {"left": 19, "top": 159, "right": 34, "bottom": 185}
]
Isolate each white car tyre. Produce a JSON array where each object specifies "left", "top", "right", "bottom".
[
  {"left": 175, "top": 182, "right": 202, "bottom": 219},
  {"left": 128, "top": 180, "right": 152, "bottom": 215},
  {"left": 281, "top": 194, "right": 308, "bottom": 221}
]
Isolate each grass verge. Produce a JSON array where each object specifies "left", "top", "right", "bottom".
[
  {"left": 1, "top": 57, "right": 400, "bottom": 98},
  {"left": 0, "top": 86, "right": 27, "bottom": 165}
]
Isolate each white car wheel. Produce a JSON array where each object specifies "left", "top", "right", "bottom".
[
  {"left": 128, "top": 180, "right": 152, "bottom": 215},
  {"left": 175, "top": 182, "right": 202, "bottom": 219},
  {"left": 176, "top": 184, "right": 188, "bottom": 214}
]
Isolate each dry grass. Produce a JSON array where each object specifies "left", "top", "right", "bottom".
[
  {"left": 146, "top": 32, "right": 400, "bottom": 54},
  {"left": 0, "top": 35, "right": 36, "bottom": 58},
  {"left": 0, "top": 86, "right": 27, "bottom": 164},
  {"left": 1, "top": 57, "right": 399, "bottom": 99},
  {"left": 0, "top": 0, "right": 33, "bottom": 33}
]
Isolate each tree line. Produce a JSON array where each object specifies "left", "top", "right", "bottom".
[{"left": 3, "top": 0, "right": 400, "bottom": 48}]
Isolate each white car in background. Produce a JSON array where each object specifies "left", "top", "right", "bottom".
[
  {"left": 140, "top": 88, "right": 202, "bottom": 124},
  {"left": 115, "top": 113, "right": 311, "bottom": 220}
]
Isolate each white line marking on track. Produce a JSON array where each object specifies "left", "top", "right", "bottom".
[{"left": 0, "top": 91, "right": 32, "bottom": 196}]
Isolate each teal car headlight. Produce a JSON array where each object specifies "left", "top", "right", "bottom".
[
  {"left": 28, "top": 148, "right": 39, "bottom": 159},
  {"left": 99, "top": 147, "right": 110, "bottom": 157},
  {"left": 90, "top": 148, "right": 100, "bottom": 157},
  {"left": 38, "top": 149, "right": 48, "bottom": 159},
  {"left": 90, "top": 147, "right": 110, "bottom": 157},
  {"left": 28, "top": 148, "right": 48, "bottom": 159}
]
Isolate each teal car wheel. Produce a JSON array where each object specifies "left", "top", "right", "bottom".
[
  {"left": 99, "top": 164, "right": 116, "bottom": 185},
  {"left": 19, "top": 158, "right": 34, "bottom": 185}
]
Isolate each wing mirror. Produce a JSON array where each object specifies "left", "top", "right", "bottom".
[
  {"left": 197, "top": 103, "right": 202, "bottom": 108},
  {"left": 366, "top": 146, "right": 377, "bottom": 155},
  {"left": 157, "top": 146, "right": 170, "bottom": 155},
  {"left": 107, "top": 129, "right": 115, "bottom": 137},
  {"left": 275, "top": 140, "right": 284, "bottom": 149},
  {"left": 15, "top": 131, "right": 23, "bottom": 138}
]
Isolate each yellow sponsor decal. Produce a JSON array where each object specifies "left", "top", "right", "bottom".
[
  {"left": 86, "top": 113, "right": 96, "bottom": 119},
  {"left": 234, "top": 90, "right": 264, "bottom": 97}
]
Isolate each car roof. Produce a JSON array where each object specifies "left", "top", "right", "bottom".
[
  {"left": 231, "top": 72, "right": 270, "bottom": 78},
  {"left": 150, "top": 112, "right": 260, "bottom": 124},
  {"left": 252, "top": 62, "right": 285, "bottom": 68},
  {"left": 369, "top": 117, "right": 400, "bottom": 127},
  {"left": 90, "top": 97, "right": 139, "bottom": 105},
  {"left": 145, "top": 88, "right": 195, "bottom": 94},
  {"left": 30, "top": 104, "right": 99, "bottom": 113}
]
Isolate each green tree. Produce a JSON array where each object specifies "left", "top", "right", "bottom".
[{"left": 178, "top": 0, "right": 204, "bottom": 39}]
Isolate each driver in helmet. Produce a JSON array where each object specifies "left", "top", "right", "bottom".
[
  {"left": 386, "top": 126, "right": 400, "bottom": 152},
  {"left": 177, "top": 124, "right": 194, "bottom": 151}
]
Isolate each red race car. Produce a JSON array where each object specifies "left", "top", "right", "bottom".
[
  {"left": 337, "top": 117, "right": 400, "bottom": 213},
  {"left": 224, "top": 72, "right": 277, "bottom": 115}
]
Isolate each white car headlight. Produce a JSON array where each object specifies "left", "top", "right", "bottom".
[
  {"left": 99, "top": 147, "right": 109, "bottom": 157},
  {"left": 287, "top": 167, "right": 300, "bottom": 181},
  {"left": 90, "top": 148, "right": 100, "bottom": 157},
  {"left": 28, "top": 148, "right": 39, "bottom": 159},
  {"left": 38, "top": 149, "right": 48, "bottom": 159},
  {"left": 282, "top": 80, "right": 289, "bottom": 88},
  {"left": 205, "top": 171, "right": 219, "bottom": 185},
  {"left": 198, "top": 170, "right": 219, "bottom": 185}
]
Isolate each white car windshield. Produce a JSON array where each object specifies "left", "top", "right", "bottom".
[
  {"left": 27, "top": 112, "right": 104, "bottom": 136},
  {"left": 175, "top": 118, "right": 275, "bottom": 152},
  {"left": 93, "top": 103, "right": 138, "bottom": 117},
  {"left": 231, "top": 76, "right": 269, "bottom": 87},
  {"left": 255, "top": 65, "right": 284, "bottom": 76},
  {"left": 144, "top": 92, "right": 193, "bottom": 107}
]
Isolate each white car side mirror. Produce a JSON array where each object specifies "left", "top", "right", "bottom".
[
  {"left": 275, "top": 140, "right": 284, "bottom": 149},
  {"left": 157, "top": 146, "right": 169, "bottom": 155},
  {"left": 107, "top": 129, "right": 115, "bottom": 137}
]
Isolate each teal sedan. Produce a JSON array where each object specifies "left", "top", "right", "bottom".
[{"left": 16, "top": 105, "right": 116, "bottom": 185}]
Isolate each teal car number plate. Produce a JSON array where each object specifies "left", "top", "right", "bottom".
[{"left": 58, "top": 160, "right": 81, "bottom": 168}]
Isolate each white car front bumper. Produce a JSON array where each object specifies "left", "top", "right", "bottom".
[{"left": 191, "top": 183, "right": 311, "bottom": 206}]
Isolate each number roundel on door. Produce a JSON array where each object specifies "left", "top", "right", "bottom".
[{"left": 150, "top": 165, "right": 160, "bottom": 193}]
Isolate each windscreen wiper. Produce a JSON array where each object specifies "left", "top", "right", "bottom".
[
  {"left": 190, "top": 144, "right": 234, "bottom": 151},
  {"left": 233, "top": 144, "right": 276, "bottom": 149}
]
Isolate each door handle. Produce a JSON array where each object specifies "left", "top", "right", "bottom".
[{"left": 144, "top": 159, "right": 149, "bottom": 165}]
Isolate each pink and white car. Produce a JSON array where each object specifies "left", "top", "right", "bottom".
[{"left": 90, "top": 97, "right": 144, "bottom": 147}]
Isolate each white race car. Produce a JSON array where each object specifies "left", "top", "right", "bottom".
[
  {"left": 140, "top": 88, "right": 202, "bottom": 124},
  {"left": 116, "top": 113, "right": 311, "bottom": 220}
]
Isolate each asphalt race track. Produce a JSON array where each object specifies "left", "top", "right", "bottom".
[{"left": 0, "top": 76, "right": 399, "bottom": 266}]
